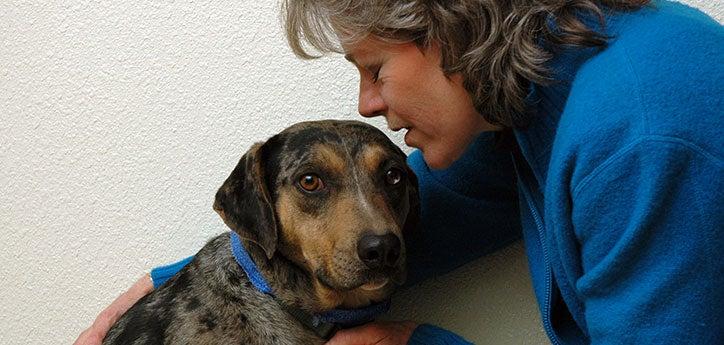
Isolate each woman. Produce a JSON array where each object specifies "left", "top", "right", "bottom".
[{"left": 76, "top": 0, "right": 723, "bottom": 344}]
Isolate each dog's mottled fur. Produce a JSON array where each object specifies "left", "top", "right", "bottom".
[{"left": 102, "top": 120, "right": 419, "bottom": 345}]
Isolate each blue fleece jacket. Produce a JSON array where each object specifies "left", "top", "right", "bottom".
[{"left": 151, "top": 1, "right": 723, "bottom": 343}]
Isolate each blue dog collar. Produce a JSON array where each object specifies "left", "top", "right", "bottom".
[
  {"left": 230, "top": 231, "right": 273, "bottom": 294},
  {"left": 229, "top": 232, "right": 391, "bottom": 338}
]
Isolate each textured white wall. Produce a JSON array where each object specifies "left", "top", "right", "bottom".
[{"left": 1, "top": 1, "right": 720, "bottom": 344}]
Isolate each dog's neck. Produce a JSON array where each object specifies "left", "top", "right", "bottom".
[
  {"left": 233, "top": 232, "right": 319, "bottom": 310},
  {"left": 229, "top": 232, "right": 390, "bottom": 338}
]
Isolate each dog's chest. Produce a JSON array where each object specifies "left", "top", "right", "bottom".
[
  {"left": 176, "top": 236, "right": 326, "bottom": 344},
  {"left": 165, "top": 309, "right": 325, "bottom": 345}
]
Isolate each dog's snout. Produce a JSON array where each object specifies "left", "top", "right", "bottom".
[{"left": 356, "top": 233, "right": 401, "bottom": 269}]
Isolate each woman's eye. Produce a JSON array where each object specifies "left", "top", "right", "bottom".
[
  {"left": 385, "top": 168, "right": 403, "bottom": 185},
  {"left": 299, "top": 174, "right": 324, "bottom": 192},
  {"left": 366, "top": 64, "right": 381, "bottom": 83},
  {"left": 372, "top": 67, "right": 381, "bottom": 83}
]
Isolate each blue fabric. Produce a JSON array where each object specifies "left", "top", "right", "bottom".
[
  {"left": 150, "top": 255, "right": 193, "bottom": 289},
  {"left": 403, "top": 132, "right": 522, "bottom": 287},
  {"left": 151, "top": 1, "right": 723, "bottom": 343},
  {"left": 408, "top": 324, "right": 474, "bottom": 345}
]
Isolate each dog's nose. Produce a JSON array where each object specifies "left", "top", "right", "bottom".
[{"left": 357, "top": 233, "right": 401, "bottom": 269}]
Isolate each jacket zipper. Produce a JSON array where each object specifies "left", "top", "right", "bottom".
[{"left": 522, "top": 188, "right": 561, "bottom": 345}]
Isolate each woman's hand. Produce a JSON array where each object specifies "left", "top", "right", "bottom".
[
  {"left": 325, "top": 320, "right": 418, "bottom": 345},
  {"left": 73, "top": 273, "right": 154, "bottom": 345}
]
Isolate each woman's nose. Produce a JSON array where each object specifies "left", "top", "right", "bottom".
[{"left": 358, "top": 80, "right": 386, "bottom": 118}]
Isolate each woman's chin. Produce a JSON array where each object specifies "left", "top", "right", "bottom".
[
  {"left": 422, "top": 151, "right": 455, "bottom": 170},
  {"left": 421, "top": 144, "right": 469, "bottom": 170},
  {"left": 406, "top": 132, "right": 462, "bottom": 170}
]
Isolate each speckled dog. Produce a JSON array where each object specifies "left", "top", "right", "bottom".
[{"left": 102, "top": 120, "right": 419, "bottom": 345}]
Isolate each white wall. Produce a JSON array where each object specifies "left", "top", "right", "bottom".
[{"left": 1, "top": 1, "right": 720, "bottom": 344}]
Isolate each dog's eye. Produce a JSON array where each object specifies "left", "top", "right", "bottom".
[
  {"left": 385, "top": 168, "right": 403, "bottom": 185},
  {"left": 299, "top": 174, "right": 324, "bottom": 192}
]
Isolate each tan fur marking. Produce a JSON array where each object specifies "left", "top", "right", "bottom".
[
  {"left": 275, "top": 188, "right": 314, "bottom": 266},
  {"left": 361, "top": 145, "right": 388, "bottom": 176},
  {"left": 315, "top": 144, "right": 346, "bottom": 177}
]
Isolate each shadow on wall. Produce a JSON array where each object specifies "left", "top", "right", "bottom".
[{"left": 387, "top": 241, "right": 549, "bottom": 345}]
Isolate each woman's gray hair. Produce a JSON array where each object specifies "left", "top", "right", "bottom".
[{"left": 283, "top": 0, "right": 650, "bottom": 127}]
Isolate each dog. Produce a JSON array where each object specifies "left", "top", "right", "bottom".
[{"left": 102, "top": 120, "right": 419, "bottom": 345}]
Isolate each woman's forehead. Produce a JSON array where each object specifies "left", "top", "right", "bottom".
[
  {"left": 341, "top": 37, "right": 379, "bottom": 59},
  {"left": 343, "top": 37, "right": 412, "bottom": 63}
]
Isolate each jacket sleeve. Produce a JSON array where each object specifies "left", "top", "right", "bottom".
[
  {"left": 404, "top": 132, "right": 521, "bottom": 286},
  {"left": 149, "top": 255, "right": 194, "bottom": 288},
  {"left": 568, "top": 138, "right": 724, "bottom": 344},
  {"left": 408, "top": 324, "right": 474, "bottom": 345}
]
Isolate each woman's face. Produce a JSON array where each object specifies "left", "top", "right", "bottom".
[{"left": 343, "top": 37, "right": 500, "bottom": 169}]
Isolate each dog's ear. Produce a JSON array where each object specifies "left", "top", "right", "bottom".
[
  {"left": 402, "top": 166, "right": 420, "bottom": 235},
  {"left": 214, "top": 141, "right": 278, "bottom": 259}
]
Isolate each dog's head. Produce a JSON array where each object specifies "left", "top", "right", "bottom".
[{"left": 213, "top": 120, "right": 419, "bottom": 309}]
